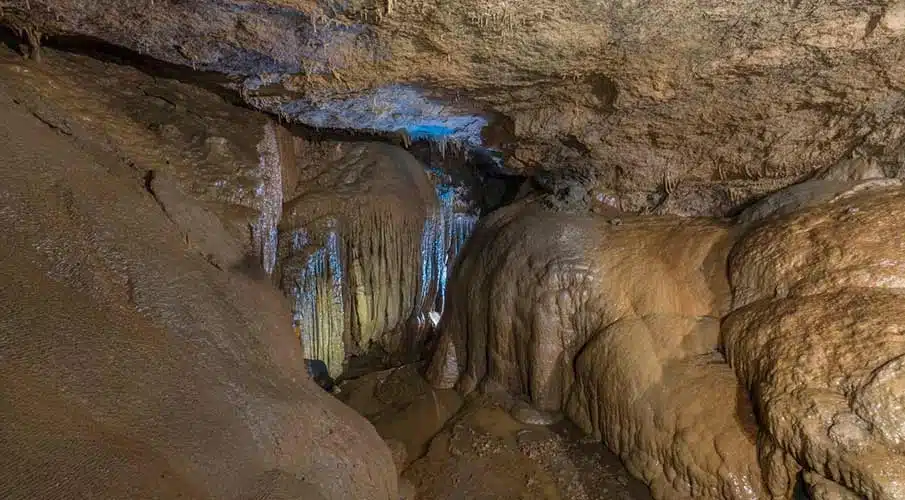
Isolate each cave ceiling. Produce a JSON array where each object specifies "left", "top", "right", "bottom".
[{"left": 7, "top": 0, "right": 905, "bottom": 215}]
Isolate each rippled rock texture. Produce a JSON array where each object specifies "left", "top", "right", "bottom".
[
  {"left": 428, "top": 198, "right": 765, "bottom": 498},
  {"left": 9, "top": 0, "right": 905, "bottom": 215},
  {"left": 724, "top": 186, "right": 905, "bottom": 499},
  {"left": 0, "top": 78, "right": 396, "bottom": 499}
]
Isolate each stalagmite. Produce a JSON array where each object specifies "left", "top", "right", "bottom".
[{"left": 428, "top": 198, "right": 765, "bottom": 499}]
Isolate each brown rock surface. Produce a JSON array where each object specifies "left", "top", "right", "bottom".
[
  {"left": 0, "top": 44, "right": 287, "bottom": 274},
  {"left": 724, "top": 292, "right": 905, "bottom": 499},
  {"left": 729, "top": 186, "right": 905, "bottom": 308},
  {"left": 567, "top": 318, "right": 764, "bottom": 499},
  {"left": 433, "top": 199, "right": 733, "bottom": 411},
  {"left": 338, "top": 363, "right": 464, "bottom": 469},
  {"left": 428, "top": 198, "right": 764, "bottom": 498},
  {"left": 724, "top": 187, "right": 905, "bottom": 499},
  {"left": 9, "top": 0, "right": 905, "bottom": 215},
  {"left": 0, "top": 43, "right": 458, "bottom": 378},
  {"left": 0, "top": 64, "right": 396, "bottom": 499}
]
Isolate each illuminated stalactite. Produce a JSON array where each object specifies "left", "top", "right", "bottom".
[
  {"left": 432, "top": 184, "right": 478, "bottom": 314},
  {"left": 344, "top": 206, "right": 432, "bottom": 357},
  {"left": 438, "top": 213, "right": 477, "bottom": 312},
  {"left": 287, "top": 226, "right": 346, "bottom": 376},
  {"left": 277, "top": 142, "right": 480, "bottom": 377}
]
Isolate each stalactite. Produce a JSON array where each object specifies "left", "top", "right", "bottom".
[
  {"left": 253, "top": 121, "right": 283, "bottom": 275},
  {"left": 432, "top": 184, "right": 478, "bottom": 313},
  {"left": 345, "top": 205, "right": 430, "bottom": 355},
  {"left": 278, "top": 142, "right": 479, "bottom": 376},
  {"left": 286, "top": 227, "right": 346, "bottom": 377}
]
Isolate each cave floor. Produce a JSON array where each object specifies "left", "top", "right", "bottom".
[{"left": 338, "top": 363, "right": 652, "bottom": 500}]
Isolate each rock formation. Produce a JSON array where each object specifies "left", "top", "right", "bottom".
[
  {"left": 0, "top": 42, "right": 478, "bottom": 380},
  {"left": 724, "top": 186, "right": 905, "bottom": 499},
  {"left": 278, "top": 140, "right": 440, "bottom": 375},
  {"left": 6, "top": 2, "right": 905, "bottom": 498},
  {"left": 0, "top": 83, "right": 396, "bottom": 499},
  {"left": 428, "top": 197, "right": 765, "bottom": 498},
  {"left": 10, "top": 0, "right": 905, "bottom": 216},
  {"left": 0, "top": 40, "right": 289, "bottom": 275},
  {"left": 277, "top": 140, "right": 478, "bottom": 376}
]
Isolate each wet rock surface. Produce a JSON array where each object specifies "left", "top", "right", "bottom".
[
  {"left": 0, "top": 43, "right": 476, "bottom": 381},
  {"left": 6, "top": 12, "right": 905, "bottom": 500},
  {"left": 428, "top": 197, "right": 764, "bottom": 498},
  {"left": 730, "top": 186, "right": 905, "bottom": 308},
  {"left": 340, "top": 364, "right": 651, "bottom": 499},
  {"left": 724, "top": 186, "right": 905, "bottom": 499},
  {"left": 432, "top": 198, "right": 734, "bottom": 411},
  {"left": 0, "top": 43, "right": 286, "bottom": 273}
]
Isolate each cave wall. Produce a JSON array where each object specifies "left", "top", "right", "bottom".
[
  {"left": 724, "top": 185, "right": 905, "bottom": 499},
  {"left": 0, "top": 72, "right": 397, "bottom": 499},
  {"left": 429, "top": 172, "right": 905, "bottom": 499},
  {"left": 0, "top": 41, "right": 482, "bottom": 379},
  {"left": 0, "top": 39, "right": 290, "bottom": 274}
]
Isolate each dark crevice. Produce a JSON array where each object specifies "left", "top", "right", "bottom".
[
  {"left": 142, "top": 170, "right": 175, "bottom": 222},
  {"left": 142, "top": 169, "right": 177, "bottom": 229}
]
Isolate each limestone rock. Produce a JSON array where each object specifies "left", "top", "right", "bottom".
[
  {"left": 567, "top": 318, "right": 764, "bottom": 500},
  {"left": 145, "top": 170, "right": 249, "bottom": 270},
  {"left": 432, "top": 200, "right": 733, "bottom": 412},
  {"left": 0, "top": 46, "right": 287, "bottom": 274},
  {"left": 278, "top": 141, "right": 442, "bottom": 375},
  {"left": 736, "top": 176, "right": 903, "bottom": 227},
  {"left": 428, "top": 199, "right": 763, "bottom": 498},
  {"left": 730, "top": 187, "right": 905, "bottom": 308},
  {"left": 339, "top": 364, "right": 463, "bottom": 470},
  {"left": 804, "top": 472, "right": 862, "bottom": 500},
  {"left": 725, "top": 187, "right": 905, "bottom": 499},
  {"left": 397, "top": 477, "right": 417, "bottom": 500},
  {"left": 723, "top": 292, "right": 905, "bottom": 500},
  {"left": 511, "top": 400, "right": 563, "bottom": 426},
  {"left": 384, "top": 438, "right": 410, "bottom": 472},
  {"left": 0, "top": 88, "right": 396, "bottom": 499},
  {"left": 403, "top": 392, "right": 652, "bottom": 499},
  {"left": 9, "top": 0, "right": 905, "bottom": 216},
  {"left": 403, "top": 399, "right": 564, "bottom": 500}
]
